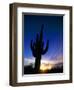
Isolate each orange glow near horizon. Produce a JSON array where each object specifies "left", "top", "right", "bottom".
[{"left": 40, "top": 63, "right": 53, "bottom": 72}]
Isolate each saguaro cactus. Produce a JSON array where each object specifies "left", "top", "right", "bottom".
[{"left": 30, "top": 24, "right": 49, "bottom": 73}]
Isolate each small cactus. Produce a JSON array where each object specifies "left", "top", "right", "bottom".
[{"left": 30, "top": 24, "right": 49, "bottom": 72}]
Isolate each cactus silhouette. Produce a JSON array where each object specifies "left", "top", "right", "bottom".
[{"left": 30, "top": 24, "right": 49, "bottom": 72}]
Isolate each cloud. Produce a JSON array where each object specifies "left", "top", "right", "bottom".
[
  {"left": 24, "top": 56, "right": 63, "bottom": 66},
  {"left": 24, "top": 57, "right": 35, "bottom": 65}
]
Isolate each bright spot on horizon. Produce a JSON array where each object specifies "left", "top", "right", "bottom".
[{"left": 40, "top": 63, "right": 53, "bottom": 72}]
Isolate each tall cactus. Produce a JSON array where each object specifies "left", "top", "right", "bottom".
[{"left": 30, "top": 24, "right": 49, "bottom": 73}]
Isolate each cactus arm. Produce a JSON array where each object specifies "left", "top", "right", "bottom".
[
  {"left": 30, "top": 40, "right": 33, "bottom": 50},
  {"left": 42, "top": 40, "right": 49, "bottom": 55},
  {"left": 30, "top": 40, "right": 36, "bottom": 57},
  {"left": 32, "top": 51, "right": 36, "bottom": 57}
]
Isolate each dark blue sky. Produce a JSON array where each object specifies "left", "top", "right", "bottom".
[{"left": 24, "top": 15, "right": 63, "bottom": 60}]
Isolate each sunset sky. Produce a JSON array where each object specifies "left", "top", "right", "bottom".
[{"left": 23, "top": 14, "right": 63, "bottom": 67}]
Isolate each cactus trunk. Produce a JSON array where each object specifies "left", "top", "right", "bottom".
[{"left": 35, "top": 56, "right": 41, "bottom": 73}]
